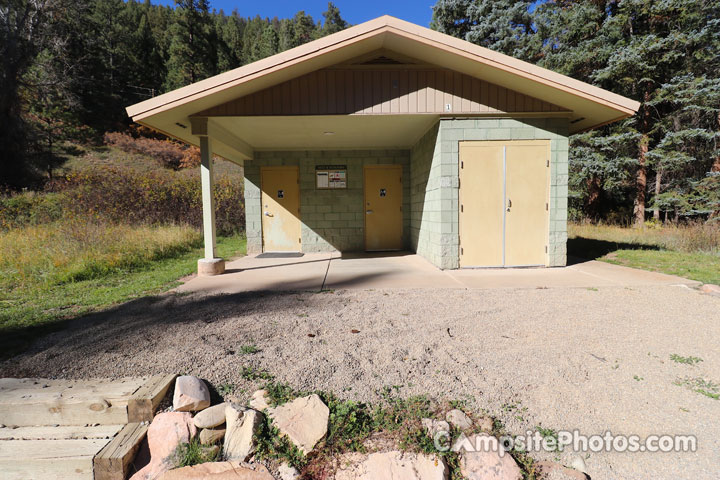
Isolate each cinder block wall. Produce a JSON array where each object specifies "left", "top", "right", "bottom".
[
  {"left": 244, "top": 150, "right": 410, "bottom": 254},
  {"left": 409, "top": 117, "right": 569, "bottom": 269}
]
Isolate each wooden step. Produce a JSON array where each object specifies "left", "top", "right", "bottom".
[
  {"left": 0, "top": 374, "right": 176, "bottom": 426},
  {"left": 0, "top": 375, "right": 175, "bottom": 479}
]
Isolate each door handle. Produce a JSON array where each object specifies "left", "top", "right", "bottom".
[
  {"left": 506, "top": 198, "right": 512, "bottom": 212},
  {"left": 366, "top": 210, "right": 373, "bottom": 214},
  {"left": 264, "top": 211, "right": 274, "bottom": 217}
]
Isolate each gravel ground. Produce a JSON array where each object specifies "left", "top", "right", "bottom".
[{"left": 2, "top": 284, "right": 719, "bottom": 479}]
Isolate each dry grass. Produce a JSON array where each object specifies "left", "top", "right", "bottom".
[
  {"left": 569, "top": 222, "right": 720, "bottom": 255},
  {"left": 0, "top": 219, "right": 201, "bottom": 289},
  {"left": 568, "top": 222, "right": 720, "bottom": 284}
]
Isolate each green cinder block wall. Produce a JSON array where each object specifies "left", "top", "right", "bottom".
[
  {"left": 243, "top": 117, "right": 568, "bottom": 268},
  {"left": 244, "top": 150, "right": 410, "bottom": 254},
  {"left": 409, "top": 117, "right": 569, "bottom": 269}
]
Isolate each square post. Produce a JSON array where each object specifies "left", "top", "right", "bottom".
[{"left": 197, "top": 133, "right": 225, "bottom": 276}]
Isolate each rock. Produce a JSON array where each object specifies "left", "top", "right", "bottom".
[
  {"left": 249, "top": 389, "right": 269, "bottom": 410},
  {"left": 445, "top": 409, "right": 472, "bottom": 430},
  {"left": 535, "top": 461, "right": 589, "bottom": 480},
  {"left": 570, "top": 456, "right": 587, "bottom": 474},
  {"left": 202, "top": 444, "right": 221, "bottom": 458},
  {"left": 130, "top": 412, "right": 197, "bottom": 480},
  {"left": 157, "top": 461, "right": 274, "bottom": 479},
  {"left": 225, "top": 404, "right": 262, "bottom": 461},
  {"left": 701, "top": 284, "right": 720, "bottom": 295},
  {"left": 268, "top": 394, "right": 329, "bottom": 454},
  {"left": 421, "top": 418, "right": 450, "bottom": 438},
  {"left": 173, "top": 376, "right": 210, "bottom": 412},
  {"left": 477, "top": 416, "right": 494, "bottom": 432},
  {"left": 452, "top": 434, "right": 522, "bottom": 480},
  {"left": 199, "top": 427, "right": 226, "bottom": 445},
  {"left": 277, "top": 462, "right": 299, "bottom": 480},
  {"left": 335, "top": 451, "right": 448, "bottom": 480},
  {"left": 194, "top": 403, "right": 228, "bottom": 428}
]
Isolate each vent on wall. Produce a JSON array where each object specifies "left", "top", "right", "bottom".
[{"left": 357, "top": 56, "right": 406, "bottom": 65}]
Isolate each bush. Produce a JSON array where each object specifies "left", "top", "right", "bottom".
[
  {"left": 104, "top": 132, "right": 200, "bottom": 169},
  {"left": 48, "top": 165, "right": 243, "bottom": 236},
  {"left": 0, "top": 191, "right": 65, "bottom": 230}
]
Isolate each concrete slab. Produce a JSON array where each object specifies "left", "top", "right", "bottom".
[
  {"left": 174, "top": 253, "right": 336, "bottom": 295},
  {"left": 175, "top": 252, "right": 700, "bottom": 294}
]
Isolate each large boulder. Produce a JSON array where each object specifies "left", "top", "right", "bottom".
[
  {"left": 335, "top": 451, "right": 448, "bottom": 480},
  {"left": 173, "top": 376, "right": 210, "bottom": 412},
  {"left": 452, "top": 434, "right": 522, "bottom": 480},
  {"left": 157, "top": 461, "right": 274, "bottom": 479},
  {"left": 268, "top": 394, "right": 329, "bottom": 454},
  {"left": 224, "top": 404, "right": 262, "bottom": 461},
  {"left": 130, "top": 412, "right": 197, "bottom": 480},
  {"left": 195, "top": 403, "right": 228, "bottom": 429}
]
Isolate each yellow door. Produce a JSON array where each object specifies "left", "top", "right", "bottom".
[
  {"left": 459, "top": 143, "right": 504, "bottom": 267},
  {"left": 364, "top": 165, "right": 403, "bottom": 251},
  {"left": 261, "top": 166, "right": 301, "bottom": 252},
  {"left": 458, "top": 140, "right": 549, "bottom": 267},
  {"left": 505, "top": 141, "right": 550, "bottom": 266}
]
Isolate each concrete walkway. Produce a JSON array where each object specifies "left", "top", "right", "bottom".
[{"left": 176, "top": 252, "right": 700, "bottom": 294}]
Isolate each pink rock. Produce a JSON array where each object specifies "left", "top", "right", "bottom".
[
  {"left": 173, "top": 376, "right": 211, "bottom": 412},
  {"left": 130, "top": 412, "right": 197, "bottom": 480},
  {"left": 534, "top": 461, "right": 589, "bottom": 480},
  {"left": 452, "top": 434, "right": 522, "bottom": 480},
  {"left": 157, "top": 461, "right": 274, "bottom": 479},
  {"left": 701, "top": 284, "right": 720, "bottom": 295}
]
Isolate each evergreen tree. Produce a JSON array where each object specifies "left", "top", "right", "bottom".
[
  {"left": 164, "top": 0, "right": 216, "bottom": 91},
  {"left": 322, "top": 2, "right": 348, "bottom": 35}
]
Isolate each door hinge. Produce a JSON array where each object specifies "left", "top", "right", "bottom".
[
  {"left": 547, "top": 159, "right": 550, "bottom": 167},
  {"left": 545, "top": 203, "right": 548, "bottom": 211},
  {"left": 460, "top": 247, "right": 464, "bottom": 255},
  {"left": 545, "top": 245, "right": 548, "bottom": 253},
  {"left": 461, "top": 161, "right": 464, "bottom": 169},
  {"left": 299, "top": 238, "right": 301, "bottom": 243},
  {"left": 460, "top": 204, "right": 464, "bottom": 213}
]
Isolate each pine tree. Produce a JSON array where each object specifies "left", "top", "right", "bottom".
[
  {"left": 322, "top": 2, "right": 348, "bottom": 35},
  {"left": 164, "top": 0, "right": 216, "bottom": 91}
]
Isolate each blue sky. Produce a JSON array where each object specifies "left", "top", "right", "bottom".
[{"left": 153, "top": 1, "right": 436, "bottom": 27}]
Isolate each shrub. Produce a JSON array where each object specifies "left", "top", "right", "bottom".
[
  {"left": 104, "top": 132, "right": 200, "bottom": 169},
  {"left": 48, "top": 165, "right": 243, "bottom": 235},
  {"left": 0, "top": 191, "right": 65, "bottom": 230}
]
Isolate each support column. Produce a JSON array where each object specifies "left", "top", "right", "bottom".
[{"left": 197, "top": 133, "right": 225, "bottom": 276}]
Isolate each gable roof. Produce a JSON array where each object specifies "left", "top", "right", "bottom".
[{"left": 126, "top": 15, "right": 639, "bottom": 149}]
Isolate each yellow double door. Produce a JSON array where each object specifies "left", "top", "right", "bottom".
[{"left": 459, "top": 140, "right": 550, "bottom": 267}]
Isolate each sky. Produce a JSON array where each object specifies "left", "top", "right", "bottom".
[{"left": 154, "top": 0, "right": 436, "bottom": 27}]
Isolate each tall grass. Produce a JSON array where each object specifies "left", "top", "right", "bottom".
[
  {"left": 0, "top": 219, "right": 201, "bottom": 289},
  {"left": 569, "top": 222, "right": 720, "bottom": 255}
]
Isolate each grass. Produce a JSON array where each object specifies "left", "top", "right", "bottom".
[
  {"left": 670, "top": 354, "right": 703, "bottom": 365},
  {"left": 568, "top": 222, "right": 720, "bottom": 284},
  {"left": 0, "top": 227, "right": 246, "bottom": 358},
  {"left": 174, "top": 438, "right": 221, "bottom": 467},
  {"left": 252, "top": 381, "right": 542, "bottom": 480},
  {"left": 674, "top": 377, "right": 720, "bottom": 400},
  {"left": 238, "top": 344, "right": 260, "bottom": 355}
]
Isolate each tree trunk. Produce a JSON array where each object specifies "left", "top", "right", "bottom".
[
  {"left": 653, "top": 169, "right": 662, "bottom": 220},
  {"left": 633, "top": 133, "right": 648, "bottom": 227},
  {"left": 585, "top": 175, "right": 602, "bottom": 221}
]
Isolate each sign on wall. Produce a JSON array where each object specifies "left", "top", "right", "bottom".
[{"left": 316, "top": 165, "right": 347, "bottom": 189}]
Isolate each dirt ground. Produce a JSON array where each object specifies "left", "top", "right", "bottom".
[{"left": 2, "top": 284, "right": 719, "bottom": 479}]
